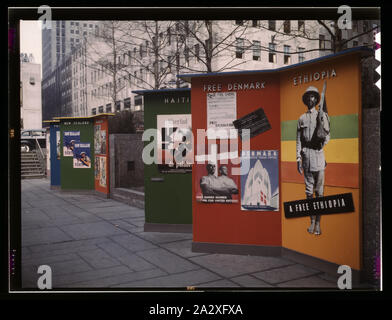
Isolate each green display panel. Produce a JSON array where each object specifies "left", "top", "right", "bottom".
[
  {"left": 142, "top": 89, "right": 192, "bottom": 225},
  {"left": 60, "top": 118, "right": 95, "bottom": 190}
]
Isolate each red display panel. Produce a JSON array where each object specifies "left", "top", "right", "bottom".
[{"left": 191, "top": 74, "right": 281, "bottom": 246}]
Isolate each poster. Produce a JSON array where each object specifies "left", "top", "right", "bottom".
[
  {"left": 207, "top": 92, "right": 237, "bottom": 139},
  {"left": 94, "top": 125, "right": 106, "bottom": 155},
  {"left": 63, "top": 131, "right": 80, "bottom": 157},
  {"left": 195, "top": 160, "right": 240, "bottom": 204},
  {"left": 241, "top": 150, "right": 279, "bottom": 211},
  {"left": 157, "top": 114, "right": 193, "bottom": 173},
  {"left": 94, "top": 155, "right": 100, "bottom": 179},
  {"left": 73, "top": 143, "right": 91, "bottom": 168},
  {"left": 56, "top": 130, "right": 61, "bottom": 160},
  {"left": 99, "top": 156, "right": 106, "bottom": 187}
]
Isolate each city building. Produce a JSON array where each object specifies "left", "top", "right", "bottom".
[
  {"left": 42, "top": 20, "right": 101, "bottom": 79},
  {"left": 20, "top": 53, "right": 42, "bottom": 129}
]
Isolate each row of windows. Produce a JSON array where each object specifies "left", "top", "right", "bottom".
[
  {"left": 235, "top": 20, "right": 305, "bottom": 33},
  {"left": 91, "top": 97, "right": 142, "bottom": 115},
  {"left": 235, "top": 38, "right": 306, "bottom": 64}
]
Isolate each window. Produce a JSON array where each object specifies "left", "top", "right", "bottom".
[
  {"left": 167, "top": 56, "right": 172, "bottom": 72},
  {"left": 298, "top": 20, "right": 305, "bottom": 32},
  {"left": 195, "top": 44, "right": 200, "bottom": 61},
  {"left": 268, "top": 43, "right": 276, "bottom": 63},
  {"left": 252, "top": 20, "right": 259, "bottom": 27},
  {"left": 268, "top": 20, "right": 276, "bottom": 31},
  {"left": 134, "top": 95, "right": 143, "bottom": 106},
  {"left": 184, "top": 47, "right": 189, "bottom": 65},
  {"left": 363, "top": 21, "right": 369, "bottom": 32},
  {"left": 75, "top": 30, "right": 79, "bottom": 34},
  {"left": 283, "top": 45, "right": 291, "bottom": 64},
  {"left": 124, "top": 98, "right": 131, "bottom": 109},
  {"left": 106, "top": 103, "right": 112, "bottom": 112},
  {"left": 92, "top": 108, "right": 96, "bottom": 115},
  {"left": 75, "top": 22, "right": 79, "bottom": 26},
  {"left": 167, "top": 27, "right": 171, "bottom": 45},
  {"left": 98, "top": 105, "right": 104, "bottom": 113},
  {"left": 283, "top": 20, "right": 291, "bottom": 33},
  {"left": 252, "top": 40, "right": 261, "bottom": 61},
  {"left": 236, "top": 38, "right": 245, "bottom": 59},
  {"left": 71, "top": 29, "right": 74, "bottom": 34},
  {"left": 83, "top": 23, "right": 87, "bottom": 27},
  {"left": 319, "top": 34, "right": 326, "bottom": 49},
  {"left": 298, "top": 47, "right": 305, "bottom": 63},
  {"left": 89, "top": 24, "right": 93, "bottom": 28},
  {"left": 352, "top": 40, "right": 359, "bottom": 47},
  {"left": 115, "top": 101, "right": 121, "bottom": 112}
]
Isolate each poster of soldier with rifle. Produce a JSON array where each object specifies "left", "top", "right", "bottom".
[
  {"left": 73, "top": 142, "right": 92, "bottom": 168},
  {"left": 296, "top": 80, "right": 330, "bottom": 236}
]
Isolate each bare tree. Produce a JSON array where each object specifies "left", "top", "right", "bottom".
[{"left": 82, "top": 21, "right": 130, "bottom": 109}]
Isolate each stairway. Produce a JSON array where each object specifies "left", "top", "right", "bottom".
[{"left": 21, "top": 150, "right": 45, "bottom": 179}]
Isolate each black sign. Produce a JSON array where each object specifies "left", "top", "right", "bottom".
[
  {"left": 158, "top": 164, "right": 192, "bottom": 174},
  {"left": 233, "top": 107, "right": 271, "bottom": 140},
  {"left": 284, "top": 193, "right": 355, "bottom": 218}
]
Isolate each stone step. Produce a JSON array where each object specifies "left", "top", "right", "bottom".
[
  {"left": 110, "top": 188, "right": 145, "bottom": 209},
  {"left": 22, "top": 173, "right": 46, "bottom": 179}
]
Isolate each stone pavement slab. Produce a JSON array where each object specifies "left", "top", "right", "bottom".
[
  {"left": 22, "top": 226, "right": 74, "bottom": 246},
  {"left": 114, "top": 269, "right": 221, "bottom": 288},
  {"left": 53, "top": 265, "right": 133, "bottom": 287},
  {"left": 136, "top": 232, "right": 193, "bottom": 244},
  {"left": 197, "top": 279, "right": 241, "bottom": 287},
  {"left": 276, "top": 275, "right": 338, "bottom": 288},
  {"left": 60, "top": 221, "right": 127, "bottom": 240},
  {"left": 71, "top": 268, "right": 167, "bottom": 288},
  {"left": 160, "top": 240, "right": 210, "bottom": 258},
  {"left": 189, "top": 254, "right": 296, "bottom": 278},
  {"left": 136, "top": 248, "right": 200, "bottom": 274},
  {"left": 230, "top": 275, "right": 274, "bottom": 288},
  {"left": 252, "top": 264, "right": 321, "bottom": 285},
  {"left": 110, "top": 234, "right": 157, "bottom": 252},
  {"left": 77, "top": 248, "right": 123, "bottom": 269},
  {"left": 97, "top": 241, "right": 156, "bottom": 272}
]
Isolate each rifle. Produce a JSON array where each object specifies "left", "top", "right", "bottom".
[{"left": 312, "top": 81, "right": 329, "bottom": 148}]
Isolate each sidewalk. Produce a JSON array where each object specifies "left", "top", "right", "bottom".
[{"left": 22, "top": 178, "right": 342, "bottom": 289}]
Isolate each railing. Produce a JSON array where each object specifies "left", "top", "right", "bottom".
[{"left": 34, "top": 137, "right": 46, "bottom": 175}]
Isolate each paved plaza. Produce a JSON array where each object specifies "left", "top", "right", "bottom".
[{"left": 21, "top": 178, "right": 347, "bottom": 290}]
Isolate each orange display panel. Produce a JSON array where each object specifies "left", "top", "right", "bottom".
[{"left": 280, "top": 54, "right": 362, "bottom": 270}]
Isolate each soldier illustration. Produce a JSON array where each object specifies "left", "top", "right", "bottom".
[
  {"left": 79, "top": 152, "right": 91, "bottom": 167},
  {"left": 296, "top": 82, "right": 330, "bottom": 236}
]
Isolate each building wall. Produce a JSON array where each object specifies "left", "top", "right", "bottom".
[
  {"left": 21, "top": 62, "right": 42, "bottom": 129},
  {"left": 109, "top": 134, "right": 144, "bottom": 189}
]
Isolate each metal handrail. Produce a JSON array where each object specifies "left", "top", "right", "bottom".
[{"left": 34, "top": 137, "right": 46, "bottom": 175}]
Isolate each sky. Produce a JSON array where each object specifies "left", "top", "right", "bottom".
[{"left": 19, "top": 20, "right": 42, "bottom": 73}]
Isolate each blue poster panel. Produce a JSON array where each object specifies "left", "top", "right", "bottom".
[
  {"left": 73, "top": 143, "right": 92, "bottom": 168},
  {"left": 241, "top": 150, "right": 279, "bottom": 211},
  {"left": 63, "top": 131, "right": 80, "bottom": 157}
]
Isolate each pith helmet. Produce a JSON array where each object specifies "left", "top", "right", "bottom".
[{"left": 302, "top": 86, "right": 320, "bottom": 106}]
